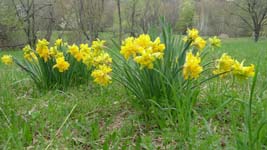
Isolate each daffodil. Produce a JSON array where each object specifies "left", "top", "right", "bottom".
[
  {"left": 183, "top": 52, "right": 203, "bottom": 80},
  {"left": 91, "top": 65, "right": 112, "bottom": 86},
  {"left": 93, "top": 53, "right": 112, "bottom": 66},
  {"left": 49, "top": 46, "right": 58, "bottom": 57},
  {"left": 68, "top": 44, "right": 84, "bottom": 61},
  {"left": 1, "top": 55, "right": 13, "bottom": 65},
  {"left": 134, "top": 50, "right": 155, "bottom": 69},
  {"left": 22, "top": 44, "right": 32, "bottom": 53},
  {"left": 55, "top": 39, "right": 63, "bottom": 47},
  {"left": 151, "top": 37, "right": 165, "bottom": 53},
  {"left": 75, "top": 52, "right": 83, "bottom": 62},
  {"left": 242, "top": 64, "right": 255, "bottom": 78},
  {"left": 152, "top": 52, "right": 164, "bottom": 59},
  {"left": 68, "top": 44, "right": 79, "bottom": 56},
  {"left": 232, "top": 60, "right": 255, "bottom": 79},
  {"left": 120, "top": 35, "right": 165, "bottom": 68},
  {"left": 53, "top": 57, "right": 70, "bottom": 72},
  {"left": 82, "top": 53, "right": 94, "bottom": 67},
  {"left": 30, "top": 52, "right": 38, "bottom": 61},
  {"left": 135, "top": 34, "right": 152, "bottom": 49},
  {"left": 192, "top": 37, "right": 206, "bottom": 51},
  {"left": 213, "top": 53, "right": 235, "bottom": 76},
  {"left": 92, "top": 39, "right": 105, "bottom": 52},
  {"left": 22, "top": 45, "right": 37, "bottom": 62},
  {"left": 187, "top": 28, "right": 199, "bottom": 40},
  {"left": 120, "top": 37, "right": 137, "bottom": 60},
  {"left": 36, "top": 39, "right": 50, "bottom": 62},
  {"left": 183, "top": 36, "right": 189, "bottom": 43},
  {"left": 24, "top": 52, "right": 38, "bottom": 62},
  {"left": 209, "top": 36, "right": 221, "bottom": 47},
  {"left": 55, "top": 52, "right": 64, "bottom": 59},
  {"left": 80, "top": 44, "right": 91, "bottom": 56}
]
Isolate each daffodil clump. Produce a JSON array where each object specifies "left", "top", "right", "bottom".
[
  {"left": 1, "top": 38, "right": 112, "bottom": 89},
  {"left": 113, "top": 25, "right": 255, "bottom": 102},
  {"left": 112, "top": 22, "right": 256, "bottom": 128},
  {"left": 120, "top": 34, "right": 165, "bottom": 69},
  {"left": 182, "top": 29, "right": 254, "bottom": 80},
  {"left": 183, "top": 28, "right": 221, "bottom": 51},
  {"left": 213, "top": 53, "right": 255, "bottom": 79},
  {"left": 181, "top": 28, "right": 218, "bottom": 80}
]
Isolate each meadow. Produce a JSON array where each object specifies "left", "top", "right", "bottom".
[{"left": 0, "top": 37, "right": 267, "bottom": 149}]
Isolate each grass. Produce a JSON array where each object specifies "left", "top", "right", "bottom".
[{"left": 1, "top": 38, "right": 267, "bottom": 149}]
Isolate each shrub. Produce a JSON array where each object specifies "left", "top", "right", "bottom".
[{"left": 1, "top": 39, "right": 112, "bottom": 89}]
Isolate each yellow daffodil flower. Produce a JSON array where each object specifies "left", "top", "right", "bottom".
[
  {"left": 53, "top": 57, "right": 70, "bottom": 72},
  {"left": 1, "top": 55, "right": 13, "bottom": 65},
  {"left": 91, "top": 65, "right": 112, "bottom": 86},
  {"left": 183, "top": 52, "right": 203, "bottom": 80}
]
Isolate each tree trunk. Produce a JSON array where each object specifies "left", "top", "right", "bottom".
[
  {"left": 130, "top": 0, "right": 137, "bottom": 37},
  {"left": 45, "top": 1, "right": 54, "bottom": 42},
  {"left": 117, "top": 0, "right": 122, "bottom": 44},
  {"left": 78, "top": 0, "right": 90, "bottom": 41},
  {"left": 254, "top": 27, "right": 260, "bottom": 42},
  {"left": 31, "top": 0, "right": 37, "bottom": 47}
]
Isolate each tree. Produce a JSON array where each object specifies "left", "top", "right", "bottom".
[
  {"left": 139, "top": 0, "right": 161, "bottom": 33},
  {"left": 76, "top": 0, "right": 105, "bottom": 42},
  {"left": 11, "top": 0, "right": 54, "bottom": 47},
  {"left": 11, "top": 0, "right": 37, "bottom": 47},
  {"left": 232, "top": 0, "right": 267, "bottom": 42},
  {"left": 0, "top": 0, "right": 22, "bottom": 48}
]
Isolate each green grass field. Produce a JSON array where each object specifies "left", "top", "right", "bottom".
[{"left": 0, "top": 38, "right": 267, "bottom": 149}]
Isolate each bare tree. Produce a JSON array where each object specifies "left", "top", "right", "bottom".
[
  {"left": 11, "top": 0, "right": 36, "bottom": 46},
  {"left": 76, "top": 0, "right": 105, "bottom": 42},
  {"left": 139, "top": 0, "right": 160, "bottom": 33},
  {"left": 11, "top": 0, "right": 53, "bottom": 46},
  {"left": 0, "top": 0, "right": 22, "bottom": 48},
  {"left": 232, "top": 0, "right": 267, "bottom": 42}
]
